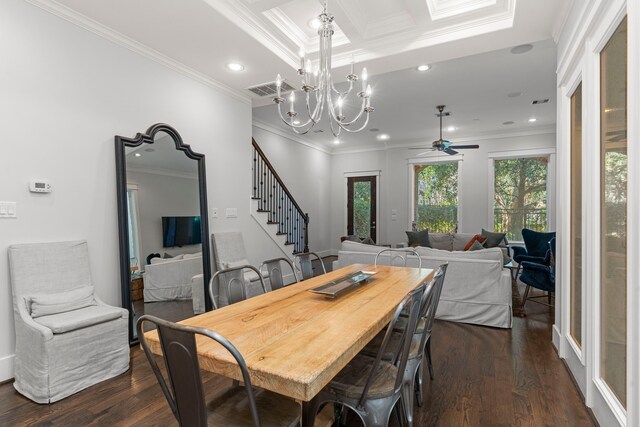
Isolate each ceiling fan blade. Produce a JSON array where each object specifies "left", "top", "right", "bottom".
[
  {"left": 448, "top": 144, "right": 479, "bottom": 149},
  {"left": 443, "top": 148, "right": 459, "bottom": 155},
  {"left": 409, "top": 147, "right": 436, "bottom": 150}
]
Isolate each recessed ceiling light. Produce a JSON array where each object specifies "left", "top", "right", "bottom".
[
  {"left": 528, "top": 118, "right": 537, "bottom": 123},
  {"left": 447, "top": 126, "right": 456, "bottom": 132},
  {"left": 333, "top": 138, "right": 340, "bottom": 145},
  {"left": 510, "top": 44, "right": 533, "bottom": 54},
  {"left": 507, "top": 92, "right": 522, "bottom": 98},
  {"left": 293, "top": 120, "right": 301, "bottom": 125},
  {"left": 144, "top": 148, "right": 155, "bottom": 153},
  {"left": 226, "top": 63, "right": 245, "bottom": 72},
  {"left": 134, "top": 153, "right": 142, "bottom": 157},
  {"left": 503, "top": 121, "right": 515, "bottom": 125},
  {"left": 309, "top": 18, "right": 321, "bottom": 29},
  {"left": 416, "top": 64, "right": 430, "bottom": 72},
  {"left": 377, "top": 133, "right": 390, "bottom": 141},
  {"left": 473, "top": 118, "right": 480, "bottom": 121}
]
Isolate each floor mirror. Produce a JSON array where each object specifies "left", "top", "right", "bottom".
[{"left": 115, "top": 123, "right": 211, "bottom": 343}]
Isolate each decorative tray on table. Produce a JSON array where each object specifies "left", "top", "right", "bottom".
[{"left": 308, "top": 270, "right": 378, "bottom": 298}]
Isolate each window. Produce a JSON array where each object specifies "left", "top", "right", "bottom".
[
  {"left": 127, "top": 186, "right": 142, "bottom": 272},
  {"left": 413, "top": 161, "right": 459, "bottom": 233},
  {"left": 570, "top": 82, "right": 583, "bottom": 348},
  {"left": 493, "top": 157, "right": 549, "bottom": 241},
  {"left": 347, "top": 176, "right": 377, "bottom": 241},
  {"left": 600, "top": 16, "right": 627, "bottom": 407}
]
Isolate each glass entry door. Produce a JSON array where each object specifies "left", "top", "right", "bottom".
[{"left": 347, "top": 176, "right": 377, "bottom": 242}]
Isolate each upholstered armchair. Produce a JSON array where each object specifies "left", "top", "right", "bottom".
[
  {"left": 511, "top": 229, "right": 556, "bottom": 276},
  {"left": 8, "top": 241, "right": 129, "bottom": 403},
  {"left": 519, "top": 237, "right": 556, "bottom": 307}
]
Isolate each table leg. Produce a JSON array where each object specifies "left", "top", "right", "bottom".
[{"left": 301, "top": 396, "right": 319, "bottom": 427}]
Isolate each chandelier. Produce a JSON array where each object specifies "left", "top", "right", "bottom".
[{"left": 273, "top": 0, "right": 373, "bottom": 137}]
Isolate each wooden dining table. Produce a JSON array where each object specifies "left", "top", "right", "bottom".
[{"left": 144, "top": 263, "right": 434, "bottom": 426}]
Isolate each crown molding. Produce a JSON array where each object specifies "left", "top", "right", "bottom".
[
  {"left": 24, "top": 0, "right": 252, "bottom": 105},
  {"left": 202, "top": 0, "right": 299, "bottom": 69},
  {"left": 426, "top": 0, "right": 497, "bottom": 21},
  {"left": 252, "top": 119, "right": 332, "bottom": 155},
  {"left": 551, "top": 0, "right": 575, "bottom": 43}
]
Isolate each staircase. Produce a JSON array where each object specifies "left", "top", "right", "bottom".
[{"left": 251, "top": 139, "right": 309, "bottom": 257}]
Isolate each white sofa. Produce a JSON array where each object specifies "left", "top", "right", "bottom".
[
  {"left": 143, "top": 253, "right": 202, "bottom": 302},
  {"left": 333, "top": 240, "right": 512, "bottom": 328}
]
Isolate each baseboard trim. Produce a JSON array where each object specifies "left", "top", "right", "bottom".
[
  {"left": 552, "top": 324, "right": 561, "bottom": 352},
  {"left": 0, "top": 354, "right": 15, "bottom": 383}
]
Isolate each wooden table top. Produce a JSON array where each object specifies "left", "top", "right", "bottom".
[{"left": 144, "top": 263, "right": 434, "bottom": 401}]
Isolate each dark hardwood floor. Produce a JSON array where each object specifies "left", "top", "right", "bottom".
[{"left": 0, "top": 262, "right": 594, "bottom": 426}]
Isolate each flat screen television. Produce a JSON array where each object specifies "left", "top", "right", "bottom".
[{"left": 162, "top": 216, "right": 202, "bottom": 248}]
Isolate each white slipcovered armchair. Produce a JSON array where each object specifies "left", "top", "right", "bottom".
[{"left": 8, "top": 241, "right": 129, "bottom": 403}]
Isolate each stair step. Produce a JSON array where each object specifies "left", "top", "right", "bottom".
[
  {"left": 276, "top": 232, "right": 287, "bottom": 236},
  {"left": 284, "top": 242, "right": 294, "bottom": 246},
  {"left": 256, "top": 209, "right": 269, "bottom": 213},
  {"left": 251, "top": 197, "right": 261, "bottom": 200},
  {"left": 267, "top": 221, "right": 279, "bottom": 225}
]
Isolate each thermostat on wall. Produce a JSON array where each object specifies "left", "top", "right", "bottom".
[{"left": 29, "top": 181, "right": 52, "bottom": 193}]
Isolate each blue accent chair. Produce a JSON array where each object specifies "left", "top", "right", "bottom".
[
  {"left": 519, "top": 237, "right": 556, "bottom": 308},
  {"left": 511, "top": 228, "right": 556, "bottom": 277}
]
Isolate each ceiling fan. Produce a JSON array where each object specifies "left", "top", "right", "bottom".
[{"left": 410, "top": 105, "right": 479, "bottom": 155}]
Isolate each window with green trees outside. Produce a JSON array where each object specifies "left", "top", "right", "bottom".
[
  {"left": 493, "top": 157, "right": 549, "bottom": 241},
  {"left": 413, "top": 161, "right": 459, "bottom": 233}
]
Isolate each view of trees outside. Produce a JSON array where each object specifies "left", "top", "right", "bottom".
[
  {"left": 493, "top": 157, "right": 548, "bottom": 241},
  {"left": 352, "top": 181, "right": 372, "bottom": 238},
  {"left": 414, "top": 162, "right": 458, "bottom": 233}
]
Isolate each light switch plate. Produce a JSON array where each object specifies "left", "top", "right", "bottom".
[
  {"left": 0, "top": 201, "right": 17, "bottom": 218},
  {"left": 225, "top": 208, "right": 238, "bottom": 218}
]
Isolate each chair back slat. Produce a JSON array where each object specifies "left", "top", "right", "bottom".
[
  {"left": 260, "top": 257, "right": 298, "bottom": 290},
  {"left": 137, "top": 315, "right": 262, "bottom": 427},
  {"left": 293, "top": 252, "right": 325, "bottom": 280},
  {"left": 209, "top": 265, "right": 267, "bottom": 309},
  {"left": 374, "top": 248, "right": 422, "bottom": 269}
]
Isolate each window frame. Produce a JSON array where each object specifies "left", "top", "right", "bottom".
[
  {"left": 487, "top": 148, "right": 556, "bottom": 242},
  {"left": 407, "top": 155, "right": 463, "bottom": 233}
]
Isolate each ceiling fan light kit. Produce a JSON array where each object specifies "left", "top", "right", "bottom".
[
  {"left": 410, "top": 105, "right": 480, "bottom": 155},
  {"left": 273, "top": 0, "right": 373, "bottom": 137}
]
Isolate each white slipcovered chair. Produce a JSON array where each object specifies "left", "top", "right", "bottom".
[
  {"left": 8, "top": 240, "right": 130, "bottom": 403},
  {"left": 210, "top": 232, "right": 267, "bottom": 307}
]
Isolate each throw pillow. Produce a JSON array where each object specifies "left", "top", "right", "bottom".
[
  {"left": 467, "top": 240, "right": 485, "bottom": 251},
  {"left": 481, "top": 228, "right": 506, "bottom": 248},
  {"left": 463, "top": 234, "right": 487, "bottom": 251},
  {"left": 29, "top": 286, "right": 96, "bottom": 318},
  {"left": 406, "top": 230, "right": 430, "bottom": 247},
  {"left": 163, "top": 252, "right": 174, "bottom": 259}
]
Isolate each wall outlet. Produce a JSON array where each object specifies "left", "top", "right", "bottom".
[
  {"left": 225, "top": 208, "right": 238, "bottom": 218},
  {"left": 0, "top": 201, "right": 17, "bottom": 218},
  {"left": 212, "top": 208, "right": 218, "bottom": 218}
]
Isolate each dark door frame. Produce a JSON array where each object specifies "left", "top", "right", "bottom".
[{"left": 347, "top": 175, "right": 378, "bottom": 242}]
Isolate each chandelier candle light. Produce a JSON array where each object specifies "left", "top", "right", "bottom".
[{"left": 273, "top": 0, "right": 373, "bottom": 137}]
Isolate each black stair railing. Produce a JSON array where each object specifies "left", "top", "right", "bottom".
[{"left": 252, "top": 139, "right": 309, "bottom": 254}]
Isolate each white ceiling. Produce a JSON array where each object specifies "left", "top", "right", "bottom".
[{"left": 36, "top": 0, "right": 568, "bottom": 150}]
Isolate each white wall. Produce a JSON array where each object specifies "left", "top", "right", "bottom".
[
  {"left": 0, "top": 0, "right": 287, "bottom": 381},
  {"left": 330, "top": 132, "right": 556, "bottom": 250},
  {"left": 252, "top": 125, "right": 333, "bottom": 254},
  {"left": 127, "top": 171, "right": 201, "bottom": 263}
]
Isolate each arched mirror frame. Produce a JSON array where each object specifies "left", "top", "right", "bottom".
[{"left": 115, "top": 123, "right": 212, "bottom": 343}]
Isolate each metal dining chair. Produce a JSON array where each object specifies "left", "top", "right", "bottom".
[
  {"left": 259, "top": 257, "right": 298, "bottom": 291},
  {"left": 303, "top": 281, "right": 427, "bottom": 427},
  {"left": 208, "top": 265, "right": 268, "bottom": 309},
  {"left": 374, "top": 248, "right": 422, "bottom": 269},
  {"left": 137, "top": 315, "right": 300, "bottom": 427},
  {"left": 293, "top": 251, "right": 326, "bottom": 280}
]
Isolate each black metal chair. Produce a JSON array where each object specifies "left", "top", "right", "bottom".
[
  {"left": 303, "top": 281, "right": 427, "bottom": 427},
  {"left": 209, "top": 265, "right": 268, "bottom": 309},
  {"left": 520, "top": 237, "right": 556, "bottom": 308},
  {"left": 260, "top": 257, "right": 298, "bottom": 290},
  {"left": 374, "top": 248, "right": 422, "bottom": 269},
  {"left": 293, "top": 252, "right": 326, "bottom": 280},
  {"left": 137, "top": 315, "right": 300, "bottom": 427}
]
